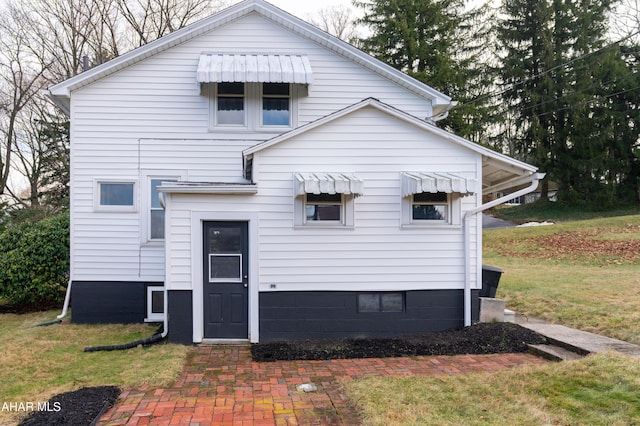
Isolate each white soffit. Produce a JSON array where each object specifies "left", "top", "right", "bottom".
[
  {"left": 294, "top": 172, "right": 363, "bottom": 197},
  {"left": 401, "top": 172, "right": 478, "bottom": 197},
  {"left": 197, "top": 53, "right": 313, "bottom": 84}
]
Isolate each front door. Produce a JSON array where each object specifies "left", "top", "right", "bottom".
[{"left": 203, "top": 221, "right": 248, "bottom": 339}]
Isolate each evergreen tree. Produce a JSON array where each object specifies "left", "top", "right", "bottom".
[
  {"left": 496, "top": 0, "right": 630, "bottom": 204},
  {"left": 354, "top": 0, "right": 495, "bottom": 142}
]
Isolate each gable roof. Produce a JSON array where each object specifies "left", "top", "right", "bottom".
[
  {"left": 243, "top": 98, "right": 539, "bottom": 195},
  {"left": 45, "top": 0, "right": 453, "bottom": 117}
]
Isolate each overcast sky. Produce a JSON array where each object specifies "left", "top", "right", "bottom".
[{"left": 236, "top": 0, "right": 355, "bottom": 21}]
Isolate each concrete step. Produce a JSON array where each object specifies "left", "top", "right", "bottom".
[
  {"left": 521, "top": 323, "right": 640, "bottom": 357},
  {"left": 528, "top": 344, "right": 584, "bottom": 361}
]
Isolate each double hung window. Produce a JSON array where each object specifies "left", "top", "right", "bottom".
[{"left": 212, "top": 83, "right": 292, "bottom": 130}]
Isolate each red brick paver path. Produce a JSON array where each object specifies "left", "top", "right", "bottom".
[{"left": 98, "top": 346, "right": 547, "bottom": 425}]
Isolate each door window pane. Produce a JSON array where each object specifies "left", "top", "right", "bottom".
[
  {"left": 209, "top": 254, "right": 242, "bottom": 282},
  {"left": 208, "top": 227, "right": 242, "bottom": 253}
]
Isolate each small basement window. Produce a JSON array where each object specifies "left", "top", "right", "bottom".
[
  {"left": 145, "top": 286, "right": 164, "bottom": 322},
  {"left": 358, "top": 292, "right": 405, "bottom": 313}
]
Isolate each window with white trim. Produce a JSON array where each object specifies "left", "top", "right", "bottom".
[
  {"left": 294, "top": 193, "right": 355, "bottom": 228},
  {"left": 401, "top": 192, "right": 461, "bottom": 227},
  {"left": 95, "top": 181, "right": 136, "bottom": 211},
  {"left": 412, "top": 192, "right": 448, "bottom": 221},
  {"left": 149, "top": 178, "right": 177, "bottom": 240},
  {"left": 210, "top": 83, "right": 296, "bottom": 131},
  {"left": 216, "top": 82, "right": 245, "bottom": 126},
  {"left": 262, "top": 83, "right": 290, "bottom": 126},
  {"left": 305, "top": 193, "right": 343, "bottom": 223},
  {"left": 145, "top": 286, "right": 164, "bottom": 322}
]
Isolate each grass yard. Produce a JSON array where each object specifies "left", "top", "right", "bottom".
[
  {"left": 484, "top": 214, "right": 640, "bottom": 344},
  {"left": 0, "top": 311, "right": 189, "bottom": 425},
  {"left": 344, "top": 213, "right": 640, "bottom": 425},
  {"left": 344, "top": 353, "right": 640, "bottom": 426}
]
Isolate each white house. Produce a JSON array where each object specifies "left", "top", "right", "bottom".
[{"left": 46, "top": 0, "right": 542, "bottom": 344}]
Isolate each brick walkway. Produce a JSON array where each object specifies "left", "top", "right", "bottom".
[{"left": 98, "top": 346, "right": 547, "bottom": 426}]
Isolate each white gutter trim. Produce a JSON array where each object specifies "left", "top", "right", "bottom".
[{"left": 462, "top": 172, "right": 545, "bottom": 326}]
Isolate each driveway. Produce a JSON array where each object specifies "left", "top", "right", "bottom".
[{"left": 483, "top": 213, "right": 516, "bottom": 229}]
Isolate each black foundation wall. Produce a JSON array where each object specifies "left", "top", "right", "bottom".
[
  {"left": 259, "top": 289, "right": 480, "bottom": 342},
  {"left": 167, "top": 290, "right": 193, "bottom": 345},
  {"left": 71, "top": 281, "right": 151, "bottom": 324}
]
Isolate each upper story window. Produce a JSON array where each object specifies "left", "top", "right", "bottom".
[
  {"left": 216, "top": 82, "right": 245, "bottom": 126},
  {"left": 210, "top": 82, "right": 296, "bottom": 131},
  {"left": 262, "top": 83, "right": 290, "bottom": 126}
]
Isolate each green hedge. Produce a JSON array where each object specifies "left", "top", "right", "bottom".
[{"left": 0, "top": 212, "right": 70, "bottom": 307}]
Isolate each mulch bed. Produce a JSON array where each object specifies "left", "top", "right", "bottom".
[
  {"left": 251, "top": 322, "right": 547, "bottom": 362},
  {"left": 17, "top": 386, "right": 120, "bottom": 426}
]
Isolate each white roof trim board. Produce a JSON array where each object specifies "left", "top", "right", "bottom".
[
  {"left": 401, "top": 172, "right": 478, "bottom": 197},
  {"left": 294, "top": 172, "right": 364, "bottom": 197},
  {"left": 197, "top": 53, "right": 313, "bottom": 84}
]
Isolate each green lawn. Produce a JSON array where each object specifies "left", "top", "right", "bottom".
[
  {"left": 344, "top": 213, "right": 640, "bottom": 425},
  {"left": 0, "top": 311, "right": 188, "bottom": 425}
]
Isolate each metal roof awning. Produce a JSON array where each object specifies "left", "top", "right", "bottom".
[
  {"left": 197, "top": 53, "right": 313, "bottom": 84},
  {"left": 401, "top": 172, "right": 478, "bottom": 197},
  {"left": 294, "top": 172, "right": 364, "bottom": 197}
]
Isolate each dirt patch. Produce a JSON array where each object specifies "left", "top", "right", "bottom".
[
  {"left": 0, "top": 301, "right": 61, "bottom": 314},
  {"left": 17, "top": 386, "right": 120, "bottom": 426},
  {"left": 251, "top": 322, "right": 547, "bottom": 362},
  {"left": 495, "top": 225, "right": 640, "bottom": 264}
]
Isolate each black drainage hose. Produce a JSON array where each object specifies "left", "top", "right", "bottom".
[
  {"left": 84, "top": 332, "right": 165, "bottom": 352},
  {"left": 33, "top": 319, "right": 62, "bottom": 327}
]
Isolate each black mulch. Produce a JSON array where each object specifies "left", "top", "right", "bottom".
[
  {"left": 251, "top": 322, "right": 547, "bottom": 362},
  {"left": 18, "top": 386, "right": 120, "bottom": 426}
]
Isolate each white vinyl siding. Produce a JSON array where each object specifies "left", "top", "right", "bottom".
[
  {"left": 68, "top": 13, "right": 442, "bottom": 282},
  {"left": 162, "top": 106, "right": 482, "bottom": 293}
]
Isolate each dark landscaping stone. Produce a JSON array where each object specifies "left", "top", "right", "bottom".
[
  {"left": 251, "top": 322, "right": 547, "bottom": 362},
  {"left": 18, "top": 386, "right": 120, "bottom": 426}
]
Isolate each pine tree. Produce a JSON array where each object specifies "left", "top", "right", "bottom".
[
  {"left": 496, "top": 0, "right": 626, "bottom": 204},
  {"left": 354, "top": 0, "right": 494, "bottom": 142}
]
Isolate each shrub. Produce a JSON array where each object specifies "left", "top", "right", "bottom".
[{"left": 0, "top": 211, "right": 70, "bottom": 308}]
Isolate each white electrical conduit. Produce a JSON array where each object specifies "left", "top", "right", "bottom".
[{"left": 463, "top": 173, "right": 545, "bottom": 326}]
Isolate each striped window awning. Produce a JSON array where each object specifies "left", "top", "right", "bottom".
[
  {"left": 197, "top": 53, "right": 313, "bottom": 84},
  {"left": 401, "top": 172, "right": 478, "bottom": 197},
  {"left": 294, "top": 173, "right": 364, "bottom": 197}
]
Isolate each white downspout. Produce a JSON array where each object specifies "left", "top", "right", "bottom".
[
  {"left": 463, "top": 173, "right": 545, "bottom": 326},
  {"left": 158, "top": 190, "right": 169, "bottom": 339},
  {"left": 57, "top": 280, "right": 72, "bottom": 319}
]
